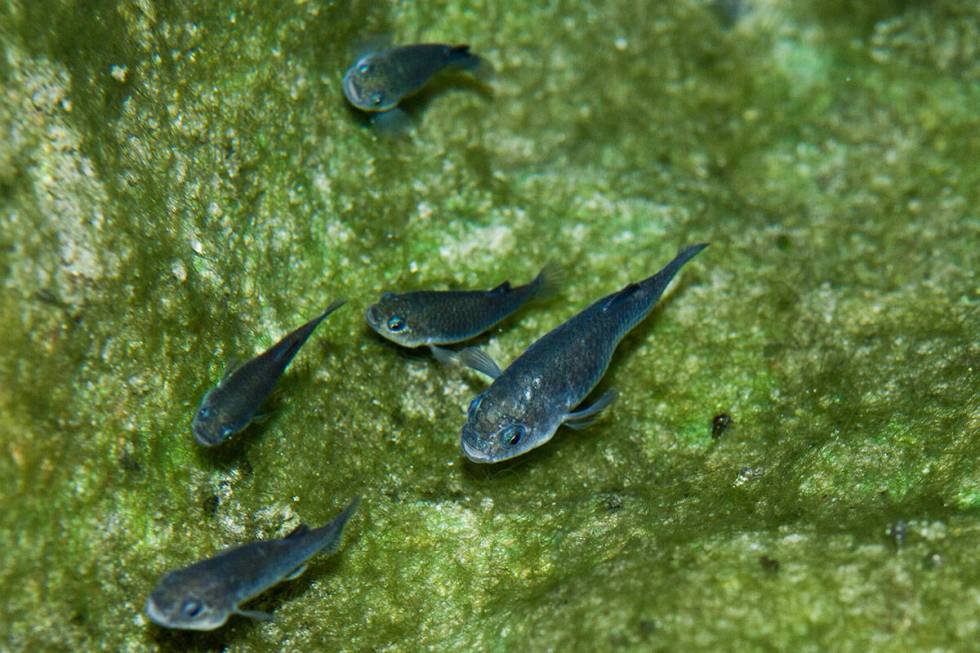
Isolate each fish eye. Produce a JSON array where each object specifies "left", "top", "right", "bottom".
[
  {"left": 504, "top": 425, "right": 526, "bottom": 447},
  {"left": 387, "top": 316, "right": 405, "bottom": 332},
  {"left": 467, "top": 395, "right": 482, "bottom": 417},
  {"left": 181, "top": 599, "right": 204, "bottom": 619},
  {"left": 358, "top": 63, "right": 370, "bottom": 75},
  {"left": 370, "top": 92, "right": 383, "bottom": 106},
  {"left": 197, "top": 406, "right": 211, "bottom": 419}
]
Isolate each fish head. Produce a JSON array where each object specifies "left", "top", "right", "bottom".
[
  {"left": 342, "top": 55, "right": 400, "bottom": 112},
  {"left": 192, "top": 392, "right": 239, "bottom": 447},
  {"left": 145, "top": 569, "right": 230, "bottom": 631},
  {"left": 460, "top": 384, "right": 558, "bottom": 463},
  {"left": 364, "top": 292, "right": 429, "bottom": 347}
]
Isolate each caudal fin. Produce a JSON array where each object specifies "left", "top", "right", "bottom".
[
  {"left": 529, "top": 263, "right": 563, "bottom": 303},
  {"left": 639, "top": 243, "right": 709, "bottom": 301},
  {"left": 313, "top": 497, "right": 362, "bottom": 556}
]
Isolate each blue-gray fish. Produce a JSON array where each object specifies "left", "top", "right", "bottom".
[
  {"left": 145, "top": 498, "right": 360, "bottom": 631},
  {"left": 342, "top": 43, "right": 485, "bottom": 130},
  {"left": 193, "top": 300, "right": 346, "bottom": 446},
  {"left": 459, "top": 244, "right": 708, "bottom": 463},
  {"left": 364, "top": 266, "right": 558, "bottom": 360}
]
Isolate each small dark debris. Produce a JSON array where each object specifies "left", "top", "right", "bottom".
[
  {"left": 601, "top": 493, "right": 624, "bottom": 513},
  {"left": 887, "top": 520, "right": 907, "bottom": 549},
  {"left": 759, "top": 555, "right": 781, "bottom": 573},
  {"left": 119, "top": 450, "right": 141, "bottom": 474},
  {"left": 711, "top": 413, "right": 733, "bottom": 439},
  {"left": 637, "top": 619, "right": 657, "bottom": 637},
  {"left": 922, "top": 551, "right": 942, "bottom": 570},
  {"left": 202, "top": 494, "right": 220, "bottom": 516}
]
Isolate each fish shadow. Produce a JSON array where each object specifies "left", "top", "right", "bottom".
[
  {"left": 191, "top": 405, "right": 278, "bottom": 469},
  {"left": 400, "top": 72, "right": 494, "bottom": 115}
]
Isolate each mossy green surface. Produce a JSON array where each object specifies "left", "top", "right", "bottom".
[{"left": 1, "top": 0, "right": 977, "bottom": 651}]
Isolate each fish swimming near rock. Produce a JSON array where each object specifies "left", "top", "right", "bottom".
[
  {"left": 193, "top": 300, "right": 347, "bottom": 446},
  {"left": 145, "top": 498, "right": 360, "bottom": 631},
  {"left": 458, "top": 244, "right": 709, "bottom": 463},
  {"left": 365, "top": 265, "right": 559, "bottom": 362},
  {"left": 342, "top": 42, "right": 487, "bottom": 132}
]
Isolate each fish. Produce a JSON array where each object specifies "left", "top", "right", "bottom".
[
  {"left": 365, "top": 265, "right": 559, "bottom": 361},
  {"left": 193, "top": 300, "right": 346, "bottom": 447},
  {"left": 458, "top": 244, "right": 709, "bottom": 463},
  {"left": 342, "top": 43, "right": 486, "bottom": 131},
  {"left": 145, "top": 497, "right": 360, "bottom": 631}
]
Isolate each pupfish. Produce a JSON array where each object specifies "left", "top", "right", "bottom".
[
  {"left": 342, "top": 43, "right": 486, "bottom": 130},
  {"left": 193, "top": 300, "right": 346, "bottom": 446},
  {"left": 365, "top": 266, "right": 558, "bottom": 361},
  {"left": 458, "top": 244, "right": 708, "bottom": 463},
  {"left": 145, "top": 498, "right": 360, "bottom": 631}
]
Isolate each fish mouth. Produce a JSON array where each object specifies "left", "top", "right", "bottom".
[
  {"left": 341, "top": 70, "right": 367, "bottom": 108},
  {"left": 192, "top": 421, "right": 220, "bottom": 448},
  {"left": 461, "top": 437, "right": 495, "bottom": 464},
  {"left": 145, "top": 596, "right": 170, "bottom": 628},
  {"left": 364, "top": 304, "right": 380, "bottom": 331}
]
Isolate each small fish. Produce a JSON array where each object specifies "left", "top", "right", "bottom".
[
  {"left": 146, "top": 498, "right": 360, "bottom": 631},
  {"left": 342, "top": 43, "right": 485, "bottom": 131},
  {"left": 193, "top": 300, "right": 346, "bottom": 446},
  {"left": 459, "top": 244, "right": 708, "bottom": 463},
  {"left": 365, "top": 266, "right": 559, "bottom": 361}
]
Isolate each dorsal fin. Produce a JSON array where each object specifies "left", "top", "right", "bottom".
[
  {"left": 601, "top": 283, "right": 641, "bottom": 311},
  {"left": 490, "top": 280, "right": 512, "bottom": 294},
  {"left": 286, "top": 523, "right": 310, "bottom": 539}
]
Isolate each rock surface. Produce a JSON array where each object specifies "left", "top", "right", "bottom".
[{"left": 1, "top": 1, "right": 977, "bottom": 650}]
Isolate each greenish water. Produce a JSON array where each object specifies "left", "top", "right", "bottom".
[{"left": 0, "top": 1, "right": 977, "bottom": 651}]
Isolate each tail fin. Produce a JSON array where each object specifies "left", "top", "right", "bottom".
[
  {"left": 314, "top": 497, "right": 361, "bottom": 555},
  {"left": 529, "top": 263, "right": 563, "bottom": 303},
  {"left": 315, "top": 298, "right": 348, "bottom": 325},
  {"left": 272, "top": 299, "right": 348, "bottom": 365},
  {"left": 640, "top": 243, "right": 709, "bottom": 301}
]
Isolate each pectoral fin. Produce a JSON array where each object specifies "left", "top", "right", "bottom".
[
  {"left": 283, "top": 563, "right": 307, "bottom": 581},
  {"left": 222, "top": 357, "right": 243, "bottom": 380},
  {"left": 236, "top": 608, "right": 273, "bottom": 621},
  {"left": 456, "top": 347, "right": 502, "bottom": 380},
  {"left": 563, "top": 389, "right": 618, "bottom": 430},
  {"left": 430, "top": 345, "right": 458, "bottom": 366}
]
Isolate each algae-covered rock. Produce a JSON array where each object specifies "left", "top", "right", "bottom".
[{"left": 1, "top": 1, "right": 977, "bottom": 651}]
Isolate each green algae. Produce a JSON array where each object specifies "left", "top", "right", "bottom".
[{"left": 1, "top": 0, "right": 978, "bottom": 651}]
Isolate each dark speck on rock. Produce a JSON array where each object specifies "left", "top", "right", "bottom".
[
  {"left": 759, "top": 555, "right": 781, "bottom": 573},
  {"left": 601, "top": 492, "right": 624, "bottom": 513},
  {"left": 711, "top": 413, "right": 733, "bottom": 439},
  {"left": 202, "top": 494, "right": 220, "bottom": 516},
  {"left": 887, "top": 520, "right": 907, "bottom": 549}
]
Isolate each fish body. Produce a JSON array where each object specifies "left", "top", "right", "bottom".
[
  {"left": 193, "top": 300, "right": 346, "bottom": 446},
  {"left": 460, "top": 245, "right": 708, "bottom": 463},
  {"left": 146, "top": 498, "right": 360, "bottom": 631},
  {"left": 365, "top": 266, "right": 558, "bottom": 351},
  {"left": 342, "top": 43, "right": 484, "bottom": 114}
]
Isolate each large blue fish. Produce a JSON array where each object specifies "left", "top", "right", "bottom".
[{"left": 459, "top": 244, "right": 708, "bottom": 463}]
